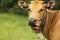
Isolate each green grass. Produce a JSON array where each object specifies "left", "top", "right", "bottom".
[{"left": 0, "top": 13, "right": 39, "bottom": 40}]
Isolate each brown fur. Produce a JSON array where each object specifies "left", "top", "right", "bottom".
[
  {"left": 43, "top": 10, "right": 60, "bottom": 40},
  {"left": 18, "top": 0, "right": 60, "bottom": 40}
]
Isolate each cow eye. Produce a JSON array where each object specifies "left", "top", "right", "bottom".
[
  {"left": 39, "top": 9, "right": 43, "bottom": 12},
  {"left": 40, "top": 9, "right": 43, "bottom": 11},
  {"left": 28, "top": 9, "right": 30, "bottom": 11}
]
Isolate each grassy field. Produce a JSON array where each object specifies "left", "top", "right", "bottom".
[{"left": 0, "top": 13, "right": 39, "bottom": 40}]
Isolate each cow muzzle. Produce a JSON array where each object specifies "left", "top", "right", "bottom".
[
  {"left": 28, "top": 19, "right": 41, "bottom": 33},
  {"left": 28, "top": 19, "right": 36, "bottom": 26}
]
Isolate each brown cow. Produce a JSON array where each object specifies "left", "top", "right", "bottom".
[{"left": 18, "top": 0, "right": 60, "bottom": 40}]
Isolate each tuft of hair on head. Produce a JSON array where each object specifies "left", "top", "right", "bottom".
[{"left": 32, "top": 0, "right": 42, "bottom": 1}]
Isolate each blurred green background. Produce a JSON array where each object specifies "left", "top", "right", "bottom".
[{"left": 0, "top": 0, "right": 60, "bottom": 40}]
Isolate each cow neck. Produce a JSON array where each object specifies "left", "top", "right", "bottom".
[
  {"left": 42, "top": 10, "right": 51, "bottom": 39},
  {"left": 42, "top": 10, "right": 57, "bottom": 39}
]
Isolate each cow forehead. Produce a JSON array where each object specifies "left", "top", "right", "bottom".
[
  {"left": 28, "top": 1, "right": 44, "bottom": 10},
  {"left": 30, "top": 1, "right": 44, "bottom": 4}
]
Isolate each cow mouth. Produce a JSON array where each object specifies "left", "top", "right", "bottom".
[
  {"left": 29, "top": 23, "right": 41, "bottom": 33},
  {"left": 33, "top": 29, "right": 39, "bottom": 33},
  {"left": 31, "top": 27, "right": 40, "bottom": 33}
]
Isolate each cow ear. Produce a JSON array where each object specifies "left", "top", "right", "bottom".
[
  {"left": 18, "top": 1, "right": 28, "bottom": 9},
  {"left": 47, "top": 1, "right": 55, "bottom": 9}
]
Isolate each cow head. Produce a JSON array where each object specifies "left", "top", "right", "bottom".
[{"left": 18, "top": 0, "right": 55, "bottom": 33}]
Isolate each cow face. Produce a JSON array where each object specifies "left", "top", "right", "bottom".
[
  {"left": 28, "top": 1, "right": 46, "bottom": 33},
  {"left": 18, "top": 0, "right": 55, "bottom": 33}
]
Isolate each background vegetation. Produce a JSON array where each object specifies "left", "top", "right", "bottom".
[
  {"left": 0, "top": 13, "right": 39, "bottom": 40},
  {"left": 0, "top": 0, "right": 60, "bottom": 14},
  {"left": 0, "top": 0, "right": 60, "bottom": 40}
]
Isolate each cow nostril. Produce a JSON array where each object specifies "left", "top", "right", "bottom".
[
  {"left": 33, "top": 20, "right": 36, "bottom": 22},
  {"left": 28, "top": 19, "right": 36, "bottom": 26}
]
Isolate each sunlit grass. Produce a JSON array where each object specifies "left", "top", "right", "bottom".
[{"left": 0, "top": 13, "right": 39, "bottom": 40}]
